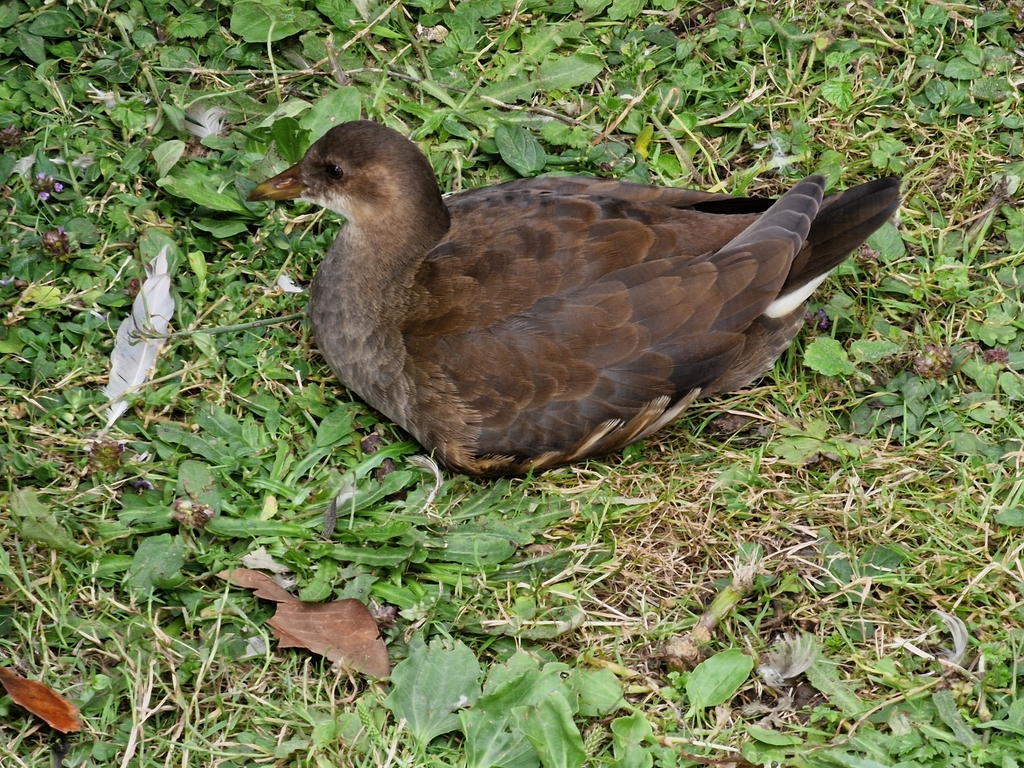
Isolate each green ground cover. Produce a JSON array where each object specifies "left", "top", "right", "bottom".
[{"left": 2, "top": 0, "right": 1024, "bottom": 766}]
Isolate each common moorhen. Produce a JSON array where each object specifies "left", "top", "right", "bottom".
[{"left": 249, "top": 120, "right": 900, "bottom": 475}]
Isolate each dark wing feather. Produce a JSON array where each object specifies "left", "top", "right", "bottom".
[{"left": 401, "top": 177, "right": 822, "bottom": 461}]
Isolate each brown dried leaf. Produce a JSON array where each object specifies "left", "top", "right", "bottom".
[
  {"left": 0, "top": 667, "right": 83, "bottom": 733},
  {"left": 221, "top": 567, "right": 298, "bottom": 603},
  {"left": 219, "top": 569, "right": 390, "bottom": 678}
]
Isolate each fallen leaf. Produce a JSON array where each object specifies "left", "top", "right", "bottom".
[
  {"left": 0, "top": 667, "right": 82, "bottom": 733},
  {"left": 220, "top": 569, "right": 390, "bottom": 677}
]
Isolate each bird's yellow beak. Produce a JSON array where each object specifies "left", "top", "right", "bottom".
[{"left": 248, "top": 163, "right": 305, "bottom": 201}]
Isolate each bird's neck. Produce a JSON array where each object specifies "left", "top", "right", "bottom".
[{"left": 308, "top": 207, "right": 449, "bottom": 400}]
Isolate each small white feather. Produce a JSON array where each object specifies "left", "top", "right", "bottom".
[
  {"left": 272, "top": 274, "right": 304, "bottom": 294},
  {"left": 102, "top": 246, "right": 175, "bottom": 432},
  {"left": 934, "top": 610, "right": 969, "bottom": 665},
  {"left": 763, "top": 273, "right": 830, "bottom": 318},
  {"left": 409, "top": 455, "right": 443, "bottom": 513},
  {"left": 12, "top": 155, "right": 35, "bottom": 176},
  {"left": 185, "top": 106, "right": 226, "bottom": 139}
]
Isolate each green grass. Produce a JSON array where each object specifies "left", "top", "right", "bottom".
[{"left": 2, "top": 0, "right": 1024, "bottom": 766}]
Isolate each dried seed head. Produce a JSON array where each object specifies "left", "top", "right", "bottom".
[{"left": 913, "top": 344, "right": 952, "bottom": 379}]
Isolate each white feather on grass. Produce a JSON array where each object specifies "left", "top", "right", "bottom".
[
  {"left": 12, "top": 156, "right": 35, "bottom": 176},
  {"left": 102, "top": 245, "right": 175, "bottom": 432},
  {"left": 185, "top": 106, "right": 225, "bottom": 139}
]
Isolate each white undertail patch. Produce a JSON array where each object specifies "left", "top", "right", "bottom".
[{"left": 763, "top": 273, "right": 831, "bottom": 318}]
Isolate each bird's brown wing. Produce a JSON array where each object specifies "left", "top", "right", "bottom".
[{"left": 399, "top": 177, "right": 823, "bottom": 472}]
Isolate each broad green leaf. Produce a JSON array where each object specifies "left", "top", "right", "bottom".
[
  {"left": 961, "top": 359, "right": 998, "bottom": 394},
  {"left": 178, "top": 460, "right": 222, "bottom": 513},
  {"left": 805, "top": 655, "right": 864, "bottom": 716},
  {"left": 821, "top": 78, "right": 854, "bottom": 110},
  {"left": 495, "top": 124, "right": 546, "bottom": 177},
  {"left": 933, "top": 689, "right": 980, "bottom": 747},
  {"left": 521, "top": 22, "right": 583, "bottom": 59},
  {"left": 515, "top": 692, "right": 586, "bottom": 768},
  {"left": 299, "top": 87, "right": 362, "bottom": 144},
  {"left": 611, "top": 712, "right": 654, "bottom": 768},
  {"left": 967, "top": 311, "right": 1017, "bottom": 346},
  {"left": 944, "top": 58, "right": 982, "bottom": 80},
  {"left": 9, "top": 488, "right": 88, "bottom": 555},
  {"left": 462, "top": 653, "right": 565, "bottom": 768},
  {"left": 140, "top": 226, "right": 179, "bottom": 265},
  {"left": 0, "top": 1, "right": 18, "bottom": 28},
  {"left": 924, "top": 78, "right": 948, "bottom": 104},
  {"left": 566, "top": 668, "right": 624, "bottom": 717},
  {"left": 972, "top": 76, "right": 1013, "bottom": 103},
  {"left": 384, "top": 639, "right": 482, "bottom": 745},
  {"left": 91, "top": 52, "right": 139, "bottom": 84},
  {"left": 479, "top": 653, "right": 564, "bottom": 703},
  {"left": 428, "top": 521, "right": 525, "bottom": 565},
  {"left": 858, "top": 544, "right": 906, "bottom": 576},
  {"left": 608, "top": 0, "right": 643, "bottom": 21},
  {"left": 963, "top": 399, "right": 1007, "bottom": 426},
  {"left": 64, "top": 216, "right": 100, "bottom": 245},
  {"left": 203, "top": 517, "right": 312, "bottom": 538},
  {"left": 22, "top": 285, "right": 62, "bottom": 309},
  {"left": 850, "top": 339, "right": 899, "bottom": 364},
  {"left": 865, "top": 221, "right": 905, "bottom": 260},
  {"left": 919, "top": 4, "right": 947, "bottom": 26},
  {"left": 998, "top": 371, "right": 1024, "bottom": 401},
  {"left": 479, "top": 76, "right": 539, "bottom": 104},
  {"left": 537, "top": 54, "right": 603, "bottom": 92},
  {"left": 463, "top": 708, "right": 539, "bottom": 768},
  {"left": 152, "top": 140, "right": 186, "bottom": 179},
  {"left": 0, "top": 328, "right": 22, "bottom": 355},
  {"left": 270, "top": 117, "right": 309, "bottom": 165},
  {"left": 166, "top": 11, "right": 214, "bottom": 39},
  {"left": 230, "top": 0, "right": 318, "bottom": 43},
  {"left": 803, "top": 337, "right": 856, "bottom": 376},
  {"left": 28, "top": 8, "right": 77, "bottom": 37},
  {"left": 194, "top": 219, "right": 250, "bottom": 238},
  {"left": 315, "top": 0, "right": 363, "bottom": 28},
  {"left": 15, "top": 31, "right": 46, "bottom": 64},
  {"left": 685, "top": 649, "right": 753, "bottom": 714},
  {"left": 157, "top": 165, "right": 251, "bottom": 214},
  {"left": 0, "top": 153, "right": 14, "bottom": 187},
  {"left": 770, "top": 435, "right": 828, "bottom": 466},
  {"left": 315, "top": 407, "right": 354, "bottom": 447},
  {"left": 746, "top": 724, "right": 803, "bottom": 746},
  {"left": 577, "top": 0, "right": 612, "bottom": 17},
  {"left": 256, "top": 99, "right": 313, "bottom": 128},
  {"left": 126, "top": 534, "right": 186, "bottom": 596},
  {"left": 995, "top": 507, "right": 1024, "bottom": 527}
]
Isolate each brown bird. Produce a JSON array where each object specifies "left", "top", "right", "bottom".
[{"left": 249, "top": 120, "right": 900, "bottom": 475}]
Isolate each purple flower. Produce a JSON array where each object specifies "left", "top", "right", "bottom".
[
  {"left": 806, "top": 308, "right": 829, "bottom": 330},
  {"left": 31, "top": 173, "right": 62, "bottom": 202}
]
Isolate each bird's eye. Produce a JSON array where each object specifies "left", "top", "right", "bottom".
[{"left": 325, "top": 164, "right": 343, "bottom": 180}]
